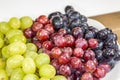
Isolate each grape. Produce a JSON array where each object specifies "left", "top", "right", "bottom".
[
  {"left": 51, "top": 75, "right": 67, "bottom": 80},
  {"left": 6, "top": 66, "right": 14, "bottom": 76},
  {"left": 22, "top": 58, "right": 36, "bottom": 74},
  {"left": 0, "top": 69, "right": 8, "bottom": 80},
  {"left": 9, "top": 34, "right": 26, "bottom": 43},
  {"left": 0, "top": 32, "right": 4, "bottom": 39},
  {"left": 8, "top": 41, "right": 26, "bottom": 56},
  {"left": 0, "top": 38, "right": 4, "bottom": 48},
  {"left": 7, "top": 55, "right": 24, "bottom": 69},
  {"left": 6, "top": 29, "right": 23, "bottom": 40},
  {"left": 24, "top": 51, "right": 38, "bottom": 60},
  {"left": 20, "top": 16, "right": 33, "bottom": 30},
  {"left": 35, "top": 53, "right": 50, "bottom": 68},
  {"left": 8, "top": 17, "right": 21, "bottom": 29},
  {"left": 26, "top": 43, "right": 37, "bottom": 52},
  {"left": 10, "top": 68, "right": 25, "bottom": 80},
  {"left": 2, "top": 46, "right": 10, "bottom": 58},
  {"left": 0, "top": 22, "right": 11, "bottom": 34},
  {"left": 0, "top": 58, "right": 6, "bottom": 69},
  {"left": 39, "top": 64, "right": 56, "bottom": 78},
  {"left": 39, "top": 77, "right": 50, "bottom": 80},
  {"left": 23, "top": 74, "right": 39, "bottom": 80}
]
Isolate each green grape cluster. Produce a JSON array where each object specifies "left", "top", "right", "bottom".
[{"left": 0, "top": 16, "right": 66, "bottom": 80}]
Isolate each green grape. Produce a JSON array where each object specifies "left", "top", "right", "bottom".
[
  {"left": 6, "top": 29, "right": 23, "bottom": 40},
  {"left": 2, "top": 46, "right": 10, "bottom": 58},
  {"left": 6, "top": 66, "right": 14, "bottom": 76},
  {"left": 8, "top": 41, "right": 26, "bottom": 56},
  {"left": 0, "top": 22, "right": 11, "bottom": 34},
  {"left": 10, "top": 68, "right": 25, "bottom": 80},
  {"left": 0, "top": 38, "right": 4, "bottom": 48},
  {"left": 26, "top": 43, "right": 37, "bottom": 52},
  {"left": 39, "top": 64, "right": 56, "bottom": 78},
  {"left": 23, "top": 74, "right": 39, "bottom": 80},
  {"left": 35, "top": 53, "right": 50, "bottom": 68},
  {"left": 24, "top": 51, "right": 38, "bottom": 60},
  {"left": 22, "top": 58, "right": 36, "bottom": 74},
  {"left": 0, "top": 58, "right": 6, "bottom": 69},
  {"left": 9, "top": 34, "right": 26, "bottom": 43},
  {"left": 0, "top": 69, "right": 8, "bottom": 80},
  {"left": 20, "top": 16, "right": 33, "bottom": 30},
  {"left": 0, "top": 32, "right": 4, "bottom": 39},
  {"left": 51, "top": 75, "right": 67, "bottom": 80},
  {"left": 39, "top": 77, "right": 50, "bottom": 80},
  {"left": 7, "top": 55, "right": 24, "bottom": 69},
  {"left": 8, "top": 17, "right": 21, "bottom": 29}
]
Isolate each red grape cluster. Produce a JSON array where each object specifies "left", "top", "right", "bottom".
[{"left": 24, "top": 5, "right": 120, "bottom": 80}]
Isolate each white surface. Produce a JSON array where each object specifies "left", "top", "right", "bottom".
[
  {"left": 0, "top": 0, "right": 120, "bottom": 21},
  {"left": 88, "top": 19, "right": 120, "bottom": 80}
]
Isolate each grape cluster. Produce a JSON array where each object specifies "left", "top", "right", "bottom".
[
  {"left": 0, "top": 16, "right": 65, "bottom": 80},
  {"left": 0, "top": 5, "right": 119, "bottom": 80},
  {"left": 24, "top": 5, "right": 120, "bottom": 80}
]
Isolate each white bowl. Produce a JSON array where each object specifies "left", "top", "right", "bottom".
[{"left": 88, "top": 19, "right": 120, "bottom": 80}]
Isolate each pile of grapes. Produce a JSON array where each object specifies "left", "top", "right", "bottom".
[{"left": 0, "top": 5, "right": 120, "bottom": 80}]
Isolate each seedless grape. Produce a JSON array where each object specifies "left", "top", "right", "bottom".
[
  {"left": 10, "top": 68, "right": 25, "bottom": 80},
  {"left": 23, "top": 74, "right": 39, "bottom": 80},
  {"left": 22, "top": 58, "right": 36, "bottom": 74},
  {"left": 7, "top": 55, "right": 24, "bottom": 69}
]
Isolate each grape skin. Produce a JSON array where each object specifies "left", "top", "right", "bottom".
[
  {"left": 7, "top": 55, "right": 24, "bottom": 69},
  {"left": 22, "top": 58, "right": 36, "bottom": 74},
  {"left": 8, "top": 17, "right": 21, "bottom": 29},
  {"left": 35, "top": 53, "right": 50, "bottom": 68},
  {"left": 10, "top": 68, "right": 25, "bottom": 80},
  {"left": 0, "top": 69, "right": 8, "bottom": 80},
  {"left": 39, "top": 64, "right": 56, "bottom": 78},
  {"left": 0, "top": 22, "right": 11, "bottom": 34},
  {"left": 23, "top": 74, "right": 39, "bottom": 80}
]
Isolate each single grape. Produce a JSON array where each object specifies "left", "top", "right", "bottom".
[
  {"left": 8, "top": 41, "right": 26, "bottom": 56},
  {"left": 51, "top": 75, "right": 67, "bottom": 80},
  {"left": 9, "top": 34, "right": 26, "bottom": 43},
  {"left": 6, "top": 29, "right": 23, "bottom": 40},
  {"left": 7, "top": 55, "right": 24, "bottom": 69},
  {"left": 20, "top": 16, "right": 33, "bottom": 30},
  {"left": 23, "top": 74, "right": 39, "bottom": 80},
  {"left": 81, "top": 72, "right": 93, "bottom": 80},
  {"left": 39, "top": 77, "right": 50, "bottom": 80},
  {"left": 0, "top": 58, "right": 6, "bottom": 69},
  {"left": 22, "top": 58, "right": 36, "bottom": 74},
  {"left": 0, "top": 69, "right": 8, "bottom": 80},
  {"left": 24, "top": 51, "right": 38, "bottom": 60},
  {"left": 39, "top": 64, "right": 56, "bottom": 78},
  {"left": 8, "top": 17, "right": 21, "bottom": 29},
  {"left": 10, "top": 68, "right": 25, "bottom": 80},
  {"left": 35, "top": 53, "right": 50, "bottom": 68},
  {"left": 2, "top": 46, "right": 10, "bottom": 58},
  {"left": 0, "top": 38, "right": 4, "bottom": 48},
  {"left": 26, "top": 43, "right": 37, "bottom": 52},
  {"left": 0, "top": 22, "right": 11, "bottom": 34}
]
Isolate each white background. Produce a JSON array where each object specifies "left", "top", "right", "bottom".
[{"left": 0, "top": 0, "right": 120, "bottom": 21}]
